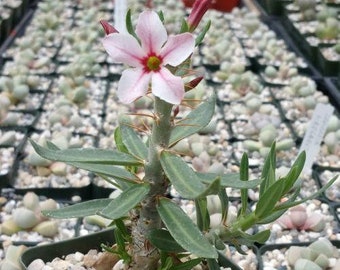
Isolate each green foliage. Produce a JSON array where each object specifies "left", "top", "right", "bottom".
[
  {"left": 157, "top": 198, "right": 218, "bottom": 259},
  {"left": 169, "top": 94, "right": 216, "bottom": 146},
  {"left": 99, "top": 183, "right": 150, "bottom": 220},
  {"left": 43, "top": 199, "right": 112, "bottom": 219},
  {"left": 30, "top": 140, "right": 142, "bottom": 166}
]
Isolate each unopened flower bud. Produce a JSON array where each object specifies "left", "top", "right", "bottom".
[
  {"left": 100, "top": 20, "right": 118, "bottom": 35},
  {"left": 185, "top": 76, "right": 203, "bottom": 92},
  {"left": 187, "top": 0, "right": 212, "bottom": 32}
]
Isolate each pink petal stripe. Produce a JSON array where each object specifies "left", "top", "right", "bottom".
[
  {"left": 160, "top": 33, "right": 195, "bottom": 66},
  {"left": 118, "top": 68, "right": 151, "bottom": 104},
  {"left": 152, "top": 68, "right": 184, "bottom": 105},
  {"left": 102, "top": 34, "right": 145, "bottom": 67},
  {"left": 136, "top": 11, "right": 167, "bottom": 55}
]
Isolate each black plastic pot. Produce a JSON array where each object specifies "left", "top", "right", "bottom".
[
  {"left": 21, "top": 227, "right": 243, "bottom": 269},
  {"left": 21, "top": 228, "right": 116, "bottom": 268},
  {"left": 316, "top": 45, "right": 340, "bottom": 77}
]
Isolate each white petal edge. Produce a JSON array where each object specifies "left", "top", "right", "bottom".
[
  {"left": 160, "top": 33, "right": 195, "bottom": 66},
  {"left": 152, "top": 68, "right": 184, "bottom": 105},
  {"left": 136, "top": 10, "right": 167, "bottom": 55},
  {"left": 118, "top": 68, "right": 151, "bottom": 104},
  {"left": 102, "top": 34, "right": 145, "bottom": 67}
]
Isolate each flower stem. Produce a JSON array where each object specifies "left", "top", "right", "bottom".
[{"left": 129, "top": 97, "right": 173, "bottom": 270}]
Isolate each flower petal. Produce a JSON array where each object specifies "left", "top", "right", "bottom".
[
  {"left": 102, "top": 34, "right": 145, "bottom": 67},
  {"left": 152, "top": 68, "right": 185, "bottom": 105},
  {"left": 160, "top": 33, "right": 195, "bottom": 66},
  {"left": 136, "top": 10, "right": 167, "bottom": 55},
  {"left": 117, "top": 68, "right": 151, "bottom": 104}
]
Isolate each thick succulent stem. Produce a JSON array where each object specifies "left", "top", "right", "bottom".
[{"left": 129, "top": 97, "right": 173, "bottom": 270}]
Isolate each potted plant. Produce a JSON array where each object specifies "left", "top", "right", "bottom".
[{"left": 22, "top": 1, "right": 338, "bottom": 269}]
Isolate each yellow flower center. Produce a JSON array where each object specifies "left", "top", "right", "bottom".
[{"left": 146, "top": 56, "right": 161, "bottom": 71}]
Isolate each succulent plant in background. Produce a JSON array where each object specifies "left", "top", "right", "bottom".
[
  {"left": 29, "top": 3, "right": 338, "bottom": 270},
  {"left": 334, "top": 43, "right": 340, "bottom": 55},
  {"left": 321, "top": 116, "right": 340, "bottom": 156},
  {"left": 0, "top": 192, "right": 59, "bottom": 238},
  {"left": 0, "top": 95, "right": 19, "bottom": 126},
  {"left": 58, "top": 70, "right": 89, "bottom": 105},
  {"left": 243, "top": 123, "right": 295, "bottom": 157},
  {"left": 276, "top": 204, "right": 326, "bottom": 232},
  {"left": 0, "top": 77, "right": 29, "bottom": 105},
  {"left": 25, "top": 130, "right": 84, "bottom": 177},
  {"left": 287, "top": 238, "right": 340, "bottom": 270},
  {"left": 315, "top": 17, "right": 339, "bottom": 41},
  {"left": 228, "top": 71, "right": 262, "bottom": 98},
  {"left": 295, "top": 0, "right": 317, "bottom": 21},
  {"left": 264, "top": 64, "right": 298, "bottom": 82}
]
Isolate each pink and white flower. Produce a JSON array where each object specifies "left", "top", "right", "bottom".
[{"left": 101, "top": 10, "right": 195, "bottom": 105}]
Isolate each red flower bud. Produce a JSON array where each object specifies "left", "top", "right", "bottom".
[
  {"left": 100, "top": 20, "right": 118, "bottom": 35},
  {"left": 185, "top": 76, "right": 204, "bottom": 91},
  {"left": 187, "top": 0, "right": 212, "bottom": 32}
]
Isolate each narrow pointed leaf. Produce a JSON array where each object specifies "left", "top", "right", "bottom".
[
  {"left": 255, "top": 178, "right": 285, "bottom": 219},
  {"left": 42, "top": 199, "right": 112, "bottom": 219},
  {"left": 240, "top": 153, "right": 249, "bottom": 216},
  {"left": 195, "top": 198, "right": 210, "bottom": 231},
  {"left": 30, "top": 140, "right": 142, "bottom": 166},
  {"left": 114, "top": 127, "right": 129, "bottom": 154},
  {"left": 259, "top": 187, "right": 300, "bottom": 224},
  {"left": 195, "top": 20, "right": 211, "bottom": 46},
  {"left": 126, "top": 9, "right": 139, "bottom": 41},
  {"left": 238, "top": 229, "right": 271, "bottom": 244},
  {"left": 207, "top": 259, "right": 221, "bottom": 270},
  {"left": 259, "top": 142, "right": 276, "bottom": 196},
  {"left": 281, "top": 151, "right": 306, "bottom": 195},
  {"left": 218, "top": 188, "right": 229, "bottom": 223},
  {"left": 160, "top": 152, "right": 206, "bottom": 199},
  {"left": 157, "top": 198, "right": 218, "bottom": 259},
  {"left": 274, "top": 175, "right": 339, "bottom": 211},
  {"left": 69, "top": 162, "right": 138, "bottom": 182},
  {"left": 197, "top": 172, "right": 261, "bottom": 189},
  {"left": 120, "top": 125, "right": 148, "bottom": 160},
  {"left": 170, "top": 258, "right": 202, "bottom": 270},
  {"left": 148, "top": 229, "right": 186, "bottom": 253},
  {"left": 99, "top": 183, "right": 150, "bottom": 219},
  {"left": 169, "top": 94, "right": 216, "bottom": 146}
]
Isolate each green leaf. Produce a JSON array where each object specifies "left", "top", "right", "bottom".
[
  {"left": 240, "top": 153, "right": 249, "bottom": 216},
  {"left": 148, "top": 229, "right": 186, "bottom": 253},
  {"left": 99, "top": 183, "right": 150, "bottom": 219},
  {"left": 197, "top": 172, "right": 261, "bottom": 189},
  {"left": 258, "top": 187, "right": 300, "bottom": 224},
  {"left": 114, "top": 127, "right": 129, "bottom": 154},
  {"left": 169, "top": 94, "right": 216, "bottom": 146},
  {"left": 275, "top": 175, "right": 339, "bottom": 211},
  {"left": 30, "top": 140, "right": 142, "bottom": 166},
  {"left": 180, "top": 18, "right": 189, "bottom": 33},
  {"left": 218, "top": 189, "right": 229, "bottom": 224},
  {"left": 207, "top": 259, "right": 221, "bottom": 270},
  {"left": 259, "top": 142, "right": 276, "bottom": 196},
  {"left": 120, "top": 125, "right": 148, "bottom": 160},
  {"left": 195, "top": 20, "right": 211, "bottom": 46},
  {"left": 170, "top": 258, "right": 202, "bottom": 270},
  {"left": 255, "top": 178, "right": 285, "bottom": 219},
  {"left": 160, "top": 152, "right": 206, "bottom": 198},
  {"left": 195, "top": 198, "right": 210, "bottom": 231},
  {"left": 43, "top": 199, "right": 112, "bottom": 219},
  {"left": 157, "top": 198, "right": 218, "bottom": 259},
  {"left": 69, "top": 162, "right": 138, "bottom": 182},
  {"left": 126, "top": 9, "right": 139, "bottom": 42},
  {"left": 281, "top": 151, "right": 306, "bottom": 195},
  {"left": 238, "top": 229, "right": 271, "bottom": 244}
]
